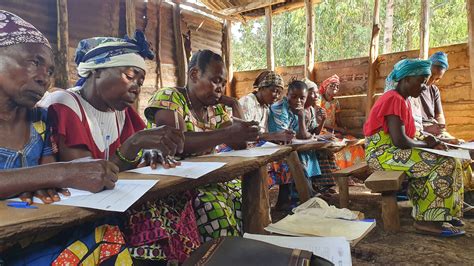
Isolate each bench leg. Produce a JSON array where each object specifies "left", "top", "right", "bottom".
[
  {"left": 336, "top": 176, "right": 349, "bottom": 208},
  {"left": 242, "top": 165, "right": 271, "bottom": 234},
  {"left": 286, "top": 151, "right": 311, "bottom": 203},
  {"left": 381, "top": 191, "right": 400, "bottom": 232}
]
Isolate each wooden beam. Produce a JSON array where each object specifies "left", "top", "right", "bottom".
[
  {"left": 56, "top": 0, "right": 69, "bottom": 89},
  {"left": 155, "top": 0, "right": 163, "bottom": 88},
  {"left": 467, "top": 0, "right": 474, "bottom": 92},
  {"left": 219, "top": 0, "right": 285, "bottom": 16},
  {"left": 265, "top": 7, "right": 274, "bottom": 71},
  {"left": 126, "top": 0, "right": 137, "bottom": 37},
  {"left": 223, "top": 19, "right": 233, "bottom": 97},
  {"left": 365, "top": 0, "right": 381, "bottom": 118},
  {"left": 180, "top": 1, "right": 243, "bottom": 23},
  {"left": 304, "top": 0, "right": 315, "bottom": 79},
  {"left": 173, "top": 3, "right": 187, "bottom": 86},
  {"left": 419, "top": 0, "right": 430, "bottom": 59}
]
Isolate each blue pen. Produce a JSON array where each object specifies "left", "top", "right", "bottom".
[{"left": 7, "top": 201, "right": 38, "bottom": 209}]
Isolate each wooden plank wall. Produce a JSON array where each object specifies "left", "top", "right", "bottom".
[
  {"left": 0, "top": 1, "right": 224, "bottom": 120},
  {"left": 231, "top": 43, "right": 474, "bottom": 140}
]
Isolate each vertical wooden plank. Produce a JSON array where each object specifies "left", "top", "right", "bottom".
[
  {"left": 126, "top": 0, "right": 137, "bottom": 37},
  {"left": 336, "top": 176, "right": 349, "bottom": 208},
  {"left": 381, "top": 192, "right": 400, "bottom": 232},
  {"left": 265, "top": 7, "right": 275, "bottom": 71},
  {"left": 419, "top": 0, "right": 430, "bottom": 59},
  {"left": 467, "top": 0, "right": 474, "bottom": 91},
  {"left": 286, "top": 151, "right": 311, "bottom": 203},
  {"left": 173, "top": 3, "right": 187, "bottom": 87},
  {"left": 56, "top": 0, "right": 69, "bottom": 89},
  {"left": 242, "top": 165, "right": 271, "bottom": 234},
  {"left": 223, "top": 19, "right": 233, "bottom": 97},
  {"left": 155, "top": 0, "right": 163, "bottom": 88},
  {"left": 304, "top": 0, "right": 315, "bottom": 79},
  {"left": 365, "top": 0, "right": 381, "bottom": 118}
]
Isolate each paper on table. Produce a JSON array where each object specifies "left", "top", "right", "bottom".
[
  {"left": 291, "top": 138, "right": 329, "bottom": 145},
  {"left": 243, "top": 233, "right": 352, "bottom": 266},
  {"left": 127, "top": 161, "right": 227, "bottom": 179},
  {"left": 201, "top": 146, "right": 282, "bottom": 157},
  {"left": 10, "top": 180, "right": 158, "bottom": 212},
  {"left": 444, "top": 142, "right": 474, "bottom": 150},
  {"left": 418, "top": 148, "right": 471, "bottom": 160}
]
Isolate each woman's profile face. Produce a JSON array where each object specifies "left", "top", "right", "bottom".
[
  {"left": 260, "top": 85, "right": 282, "bottom": 105},
  {"left": 95, "top": 66, "right": 145, "bottom": 111},
  {"left": 190, "top": 60, "right": 227, "bottom": 106},
  {"left": 401, "top": 75, "right": 429, "bottom": 98},
  {"left": 0, "top": 43, "right": 54, "bottom": 108}
]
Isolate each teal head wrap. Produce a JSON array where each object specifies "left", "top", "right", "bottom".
[
  {"left": 384, "top": 59, "right": 432, "bottom": 92},
  {"left": 429, "top": 51, "right": 449, "bottom": 70}
]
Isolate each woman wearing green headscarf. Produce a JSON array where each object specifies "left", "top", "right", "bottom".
[{"left": 365, "top": 59, "right": 471, "bottom": 237}]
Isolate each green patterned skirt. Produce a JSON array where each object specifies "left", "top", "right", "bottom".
[{"left": 366, "top": 131, "right": 467, "bottom": 221}]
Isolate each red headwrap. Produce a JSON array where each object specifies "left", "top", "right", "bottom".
[{"left": 319, "top": 74, "right": 340, "bottom": 95}]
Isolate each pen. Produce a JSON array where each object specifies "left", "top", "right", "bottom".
[
  {"left": 7, "top": 202, "right": 38, "bottom": 209},
  {"left": 104, "top": 135, "right": 111, "bottom": 161}
]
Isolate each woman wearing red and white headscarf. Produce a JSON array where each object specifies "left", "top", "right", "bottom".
[{"left": 319, "top": 75, "right": 365, "bottom": 172}]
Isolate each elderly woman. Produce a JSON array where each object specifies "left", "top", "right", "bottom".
[
  {"left": 303, "top": 79, "right": 338, "bottom": 193},
  {"left": 0, "top": 10, "right": 132, "bottom": 265},
  {"left": 364, "top": 59, "right": 470, "bottom": 236},
  {"left": 134, "top": 49, "right": 260, "bottom": 263},
  {"left": 319, "top": 74, "right": 365, "bottom": 170}
]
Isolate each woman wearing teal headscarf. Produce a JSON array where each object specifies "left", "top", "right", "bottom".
[{"left": 364, "top": 59, "right": 471, "bottom": 237}]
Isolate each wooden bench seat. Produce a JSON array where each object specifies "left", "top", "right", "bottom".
[
  {"left": 333, "top": 162, "right": 369, "bottom": 208},
  {"left": 365, "top": 171, "right": 406, "bottom": 232}
]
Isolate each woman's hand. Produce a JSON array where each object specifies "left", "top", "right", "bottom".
[
  {"left": 138, "top": 149, "right": 181, "bottom": 169},
  {"left": 225, "top": 119, "right": 260, "bottom": 143},
  {"left": 424, "top": 135, "right": 444, "bottom": 149},
  {"left": 128, "top": 125, "right": 185, "bottom": 158},
  {"left": 269, "top": 130, "right": 295, "bottom": 143},
  {"left": 19, "top": 188, "right": 70, "bottom": 204},
  {"left": 316, "top": 106, "right": 327, "bottom": 123},
  {"left": 65, "top": 159, "right": 119, "bottom": 193},
  {"left": 218, "top": 95, "right": 239, "bottom": 107}
]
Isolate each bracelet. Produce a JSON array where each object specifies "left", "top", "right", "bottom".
[{"left": 116, "top": 147, "right": 143, "bottom": 164}]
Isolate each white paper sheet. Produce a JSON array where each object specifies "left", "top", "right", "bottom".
[
  {"left": 291, "top": 138, "right": 329, "bottom": 145},
  {"left": 10, "top": 180, "right": 158, "bottom": 212},
  {"left": 201, "top": 146, "right": 283, "bottom": 157},
  {"left": 418, "top": 148, "right": 472, "bottom": 160},
  {"left": 127, "top": 161, "right": 227, "bottom": 179},
  {"left": 444, "top": 142, "right": 474, "bottom": 150},
  {"left": 243, "top": 233, "right": 352, "bottom": 266}
]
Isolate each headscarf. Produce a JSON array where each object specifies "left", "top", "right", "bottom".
[
  {"left": 303, "top": 78, "right": 318, "bottom": 91},
  {"left": 256, "top": 71, "right": 284, "bottom": 89},
  {"left": 75, "top": 30, "right": 154, "bottom": 85},
  {"left": 319, "top": 74, "right": 340, "bottom": 95},
  {"left": 429, "top": 51, "right": 449, "bottom": 70},
  {"left": 384, "top": 59, "right": 432, "bottom": 92},
  {"left": 0, "top": 10, "right": 50, "bottom": 49}
]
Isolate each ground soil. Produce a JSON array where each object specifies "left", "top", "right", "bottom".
[{"left": 269, "top": 184, "right": 474, "bottom": 265}]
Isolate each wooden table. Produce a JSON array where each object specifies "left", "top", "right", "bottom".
[{"left": 0, "top": 147, "right": 292, "bottom": 247}]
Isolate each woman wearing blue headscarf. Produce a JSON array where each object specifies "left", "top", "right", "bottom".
[{"left": 364, "top": 59, "right": 471, "bottom": 237}]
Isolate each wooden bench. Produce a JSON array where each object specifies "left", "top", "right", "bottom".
[
  {"left": 333, "top": 162, "right": 369, "bottom": 208},
  {"left": 364, "top": 171, "right": 406, "bottom": 232}
]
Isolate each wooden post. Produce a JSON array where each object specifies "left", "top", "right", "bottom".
[
  {"left": 56, "top": 0, "right": 69, "bottom": 89},
  {"left": 304, "top": 0, "right": 315, "bottom": 79},
  {"left": 381, "top": 191, "right": 400, "bottom": 232},
  {"left": 286, "top": 151, "right": 311, "bottom": 203},
  {"left": 265, "top": 7, "right": 275, "bottom": 71},
  {"left": 467, "top": 0, "right": 474, "bottom": 91},
  {"left": 223, "top": 19, "right": 233, "bottom": 97},
  {"left": 242, "top": 165, "right": 271, "bottom": 234},
  {"left": 126, "top": 0, "right": 137, "bottom": 37},
  {"left": 155, "top": 0, "right": 163, "bottom": 88},
  {"left": 419, "top": 0, "right": 430, "bottom": 59},
  {"left": 173, "top": 3, "right": 187, "bottom": 87},
  {"left": 365, "top": 0, "right": 381, "bottom": 119}
]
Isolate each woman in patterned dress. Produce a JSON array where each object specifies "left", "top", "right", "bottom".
[{"left": 364, "top": 58, "right": 472, "bottom": 236}]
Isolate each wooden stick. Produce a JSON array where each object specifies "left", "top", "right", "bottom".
[
  {"left": 265, "top": 7, "right": 275, "bottom": 71},
  {"left": 466, "top": 0, "right": 474, "bottom": 92},
  {"left": 419, "top": 0, "right": 430, "bottom": 59},
  {"left": 56, "top": 0, "right": 69, "bottom": 89},
  {"left": 304, "top": 0, "right": 315, "bottom": 79},
  {"left": 365, "top": 0, "right": 380, "bottom": 119}
]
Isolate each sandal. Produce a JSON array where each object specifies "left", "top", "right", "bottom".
[
  {"left": 415, "top": 222, "right": 465, "bottom": 237},
  {"left": 448, "top": 217, "right": 465, "bottom": 227}
]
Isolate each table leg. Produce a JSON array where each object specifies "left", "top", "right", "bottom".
[
  {"left": 242, "top": 165, "right": 271, "bottom": 234},
  {"left": 286, "top": 151, "right": 311, "bottom": 203}
]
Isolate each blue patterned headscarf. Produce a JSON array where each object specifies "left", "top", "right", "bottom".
[
  {"left": 75, "top": 30, "right": 154, "bottom": 85},
  {"left": 384, "top": 59, "right": 432, "bottom": 92},
  {"left": 429, "top": 51, "right": 449, "bottom": 70}
]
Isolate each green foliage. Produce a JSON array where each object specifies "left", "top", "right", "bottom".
[{"left": 231, "top": 0, "right": 468, "bottom": 71}]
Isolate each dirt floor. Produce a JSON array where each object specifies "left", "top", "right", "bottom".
[{"left": 269, "top": 184, "right": 474, "bottom": 265}]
